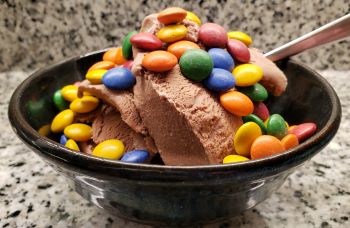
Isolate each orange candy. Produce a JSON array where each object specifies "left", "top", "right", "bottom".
[
  {"left": 220, "top": 91, "right": 254, "bottom": 116},
  {"left": 114, "top": 47, "right": 127, "bottom": 65},
  {"left": 167, "top": 40, "right": 200, "bottom": 59},
  {"left": 157, "top": 7, "right": 187, "bottom": 25},
  {"left": 142, "top": 50, "right": 178, "bottom": 72},
  {"left": 281, "top": 134, "right": 299, "bottom": 150},
  {"left": 250, "top": 135, "right": 284, "bottom": 159},
  {"left": 103, "top": 48, "right": 119, "bottom": 64},
  {"left": 88, "top": 61, "right": 116, "bottom": 72}
]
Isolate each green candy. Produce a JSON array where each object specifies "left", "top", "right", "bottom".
[
  {"left": 122, "top": 31, "right": 137, "bottom": 60},
  {"left": 238, "top": 83, "right": 268, "bottom": 101},
  {"left": 179, "top": 49, "right": 213, "bottom": 82},
  {"left": 266, "top": 114, "right": 287, "bottom": 139},
  {"left": 242, "top": 114, "right": 266, "bottom": 134},
  {"left": 53, "top": 90, "right": 68, "bottom": 111}
]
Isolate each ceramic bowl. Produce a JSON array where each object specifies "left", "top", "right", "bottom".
[{"left": 8, "top": 50, "right": 341, "bottom": 226}]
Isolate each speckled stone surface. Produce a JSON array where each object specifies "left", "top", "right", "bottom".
[
  {"left": 1, "top": 0, "right": 350, "bottom": 72},
  {"left": 0, "top": 70, "right": 349, "bottom": 227}
]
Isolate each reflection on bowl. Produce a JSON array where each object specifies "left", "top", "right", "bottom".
[{"left": 8, "top": 50, "right": 341, "bottom": 226}]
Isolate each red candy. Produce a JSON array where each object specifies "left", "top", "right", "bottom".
[
  {"left": 253, "top": 101, "right": 270, "bottom": 121},
  {"left": 198, "top": 23, "right": 227, "bottom": 48},
  {"left": 130, "top": 32, "right": 163, "bottom": 51},
  {"left": 288, "top": 122, "right": 317, "bottom": 142},
  {"left": 123, "top": 60, "right": 134, "bottom": 70},
  {"left": 227, "top": 39, "right": 250, "bottom": 63}
]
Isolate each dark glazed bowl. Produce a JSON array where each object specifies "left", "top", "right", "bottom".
[{"left": 8, "top": 50, "right": 341, "bottom": 226}]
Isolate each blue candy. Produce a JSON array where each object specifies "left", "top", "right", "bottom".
[
  {"left": 203, "top": 68, "right": 235, "bottom": 92},
  {"left": 208, "top": 48, "right": 235, "bottom": 71},
  {"left": 102, "top": 67, "right": 136, "bottom": 90},
  {"left": 60, "top": 134, "right": 68, "bottom": 145},
  {"left": 120, "top": 150, "right": 150, "bottom": 163}
]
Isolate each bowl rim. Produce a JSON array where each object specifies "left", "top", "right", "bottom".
[{"left": 8, "top": 50, "right": 342, "bottom": 175}]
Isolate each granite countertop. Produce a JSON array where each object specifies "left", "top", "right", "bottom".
[{"left": 1, "top": 70, "right": 350, "bottom": 227}]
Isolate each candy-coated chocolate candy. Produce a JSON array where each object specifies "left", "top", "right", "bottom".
[
  {"left": 51, "top": 109, "right": 75, "bottom": 133},
  {"left": 233, "top": 64, "right": 263, "bottom": 87},
  {"left": 288, "top": 122, "right": 317, "bottom": 142},
  {"left": 208, "top": 48, "right": 234, "bottom": 71},
  {"left": 130, "top": 32, "right": 162, "bottom": 51},
  {"left": 238, "top": 83, "right": 268, "bottom": 101},
  {"left": 65, "top": 139, "right": 80, "bottom": 151},
  {"left": 85, "top": 69, "right": 107, "bottom": 84},
  {"left": 156, "top": 25, "right": 188, "bottom": 43},
  {"left": 227, "top": 31, "right": 253, "bottom": 46},
  {"left": 288, "top": 125, "right": 298, "bottom": 131},
  {"left": 220, "top": 91, "right": 254, "bottom": 116},
  {"left": 122, "top": 31, "right": 137, "bottom": 60},
  {"left": 223, "top": 155, "right": 249, "bottom": 164},
  {"left": 102, "top": 68, "right": 136, "bottom": 90},
  {"left": 227, "top": 39, "right": 250, "bottom": 63},
  {"left": 70, "top": 96, "right": 99, "bottom": 113},
  {"left": 142, "top": 50, "right": 177, "bottom": 72},
  {"left": 103, "top": 48, "right": 119, "bottom": 64},
  {"left": 60, "top": 134, "right": 68, "bottom": 145},
  {"left": 185, "top": 11, "right": 201, "bottom": 25},
  {"left": 121, "top": 150, "right": 150, "bottom": 163},
  {"left": 167, "top": 40, "right": 200, "bottom": 59},
  {"left": 251, "top": 135, "right": 284, "bottom": 159},
  {"left": 202, "top": 68, "right": 235, "bottom": 92},
  {"left": 234, "top": 122, "right": 262, "bottom": 157},
  {"left": 157, "top": 7, "right": 187, "bottom": 25},
  {"left": 266, "top": 114, "right": 288, "bottom": 139},
  {"left": 61, "top": 85, "right": 78, "bottom": 102},
  {"left": 63, "top": 123, "right": 92, "bottom": 142},
  {"left": 53, "top": 90, "right": 69, "bottom": 111},
  {"left": 88, "top": 61, "right": 115, "bottom": 72},
  {"left": 281, "top": 134, "right": 299, "bottom": 150},
  {"left": 123, "top": 60, "right": 133, "bottom": 70},
  {"left": 38, "top": 124, "right": 50, "bottom": 137},
  {"left": 92, "top": 139, "right": 125, "bottom": 160},
  {"left": 242, "top": 114, "right": 267, "bottom": 134},
  {"left": 114, "top": 47, "right": 127, "bottom": 65},
  {"left": 179, "top": 49, "right": 213, "bottom": 81},
  {"left": 199, "top": 23, "right": 227, "bottom": 48},
  {"left": 253, "top": 101, "right": 270, "bottom": 121}
]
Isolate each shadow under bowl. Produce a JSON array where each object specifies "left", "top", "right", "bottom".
[{"left": 8, "top": 50, "right": 341, "bottom": 226}]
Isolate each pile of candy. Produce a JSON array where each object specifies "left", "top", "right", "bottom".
[{"left": 41, "top": 7, "right": 317, "bottom": 165}]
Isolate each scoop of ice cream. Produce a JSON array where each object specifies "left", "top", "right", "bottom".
[
  {"left": 132, "top": 60, "right": 242, "bottom": 165},
  {"left": 249, "top": 48, "right": 287, "bottom": 96}
]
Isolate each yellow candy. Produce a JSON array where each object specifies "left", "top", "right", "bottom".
[
  {"left": 234, "top": 122, "right": 262, "bottom": 157},
  {"left": 92, "top": 139, "right": 125, "bottom": 160},
  {"left": 51, "top": 109, "right": 75, "bottom": 133},
  {"left": 223, "top": 155, "right": 249, "bottom": 164},
  {"left": 70, "top": 96, "right": 99, "bottom": 113},
  {"left": 61, "top": 85, "right": 78, "bottom": 102},
  {"left": 38, "top": 124, "right": 50, "bottom": 136},
  {"left": 64, "top": 123, "right": 92, "bottom": 142},
  {"left": 264, "top": 118, "right": 269, "bottom": 127},
  {"left": 233, "top": 64, "right": 263, "bottom": 87},
  {"left": 227, "top": 31, "right": 253, "bottom": 46},
  {"left": 185, "top": 11, "right": 201, "bottom": 25},
  {"left": 65, "top": 139, "right": 80, "bottom": 151},
  {"left": 157, "top": 25, "right": 188, "bottom": 43},
  {"left": 85, "top": 69, "right": 107, "bottom": 84}
]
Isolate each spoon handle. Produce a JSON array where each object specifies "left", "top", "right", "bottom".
[{"left": 264, "top": 13, "right": 350, "bottom": 61}]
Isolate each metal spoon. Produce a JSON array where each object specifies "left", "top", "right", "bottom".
[{"left": 264, "top": 13, "right": 350, "bottom": 61}]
